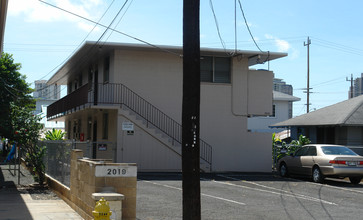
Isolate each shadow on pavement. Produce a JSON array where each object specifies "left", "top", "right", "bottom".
[{"left": 0, "top": 167, "right": 33, "bottom": 220}]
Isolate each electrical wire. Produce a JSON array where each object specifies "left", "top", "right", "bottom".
[
  {"left": 95, "top": 0, "right": 131, "bottom": 49},
  {"left": 36, "top": 0, "right": 117, "bottom": 82},
  {"left": 313, "top": 37, "right": 363, "bottom": 55},
  {"left": 103, "top": 0, "right": 134, "bottom": 45},
  {"left": 33, "top": 0, "right": 118, "bottom": 99},
  {"left": 37, "top": 0, "right": 136, "bottom": 100},
  {"left": 35, "top": 0, "right": 185, "bottom": 100},
  {"left": 38, "top": 0, "right": 181, "bottom": 57},
  {"left": 209, "top": 0, "right": 227, "bottom": 53},
  {"left": 311, "top": 77, "right": 343, "bottom": 87},
  {"left": 237, "top": 0, "right": 263, "bottom": 52}
]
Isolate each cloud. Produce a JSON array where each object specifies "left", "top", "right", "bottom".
[
  {"left": 77, "top": 21, "right": 100, "bottom": 32},
  {"left": 8, "top": 0, "right": 103, "bottom": 31},
  {"left": 264, "top": 34, "right": 298, "bottom": 59},
  {"left": 275, "top": 39, "right": 290, "bottom": 52}
]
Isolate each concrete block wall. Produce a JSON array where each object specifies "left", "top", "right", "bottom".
[{"left": 49, "top": 149, "right": 137, "bottom": 220}]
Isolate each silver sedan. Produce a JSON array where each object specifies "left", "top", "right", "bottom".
[{"left": 278, "top": 144, "right": 363, "bottom": 184}]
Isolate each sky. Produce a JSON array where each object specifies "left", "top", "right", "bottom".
[{"left": 4, "top": 0, "right": 363, "bottom": 117}]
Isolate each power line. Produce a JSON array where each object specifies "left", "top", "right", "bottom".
[
  {"left": 313, "top": 37, "right": 363, "bottom": 54},
  {"left": 312, "top": 37, "right": 363, "bottom": 56},
  {"left": 38, "top": 0, "right": 182, "bottom": 57},
  {"left": 38, "top": 0, "right": 135, "bottom": 100},
  {"left": 237, "top": 0, "right": 263, "bottom": 52},
  {"left": 103, "top": 0, "right": 134, "bottom": 45},
  {"left": 36, "top": 0, "right": 117, "bottom": 82},
  {"left": 209, "top": 0, "right": 227, "bottom": 53},
  {"left": 32, "top": 0, "right": 118, "bottom": 99},
  {"left": 311, "top": 76, "right": 343, "bottom": 87}
]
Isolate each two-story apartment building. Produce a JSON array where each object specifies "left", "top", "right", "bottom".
[{"left": 47, "top": 42, "right": 286, "bottom": 172}]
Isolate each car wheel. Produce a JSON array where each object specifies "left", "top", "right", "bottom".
[
  {"left": 279, "top": 163, "right": 289, "bottom": 177},
  {"left": 349, "top": 177, "right": 362, "bottom": 185},
  {"left": 312, "top": 166, "right": 324, "bottom": 183}
]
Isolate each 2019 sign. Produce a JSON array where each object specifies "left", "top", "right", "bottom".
[
  {"left": 107, "top": 168, "right": 127, "bottom": 175},
  {"left": 95, "top": 165, "right": 137, "bottom": 177}
]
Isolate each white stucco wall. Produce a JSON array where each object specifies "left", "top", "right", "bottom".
[{"left": 61, "top": 48, "right": 276, "bottom": 172}]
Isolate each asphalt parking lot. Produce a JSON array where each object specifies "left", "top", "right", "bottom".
[{"left": 136, "top": 173, "right": 363, "bottom": 220}]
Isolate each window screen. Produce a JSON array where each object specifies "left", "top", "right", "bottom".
[
  {"left": 201, "top": 56, "right": 213, "bottom": 82},
  {"left": 200, "top": 56, "right": 231, "bottom": 83},
  {"left": 214, "top": 57, "right": 230, "bottom": 83}
]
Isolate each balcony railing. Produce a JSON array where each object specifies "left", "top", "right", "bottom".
[
  {"left": 47, "top": 83, "right": 212, "bottom": 167},
  {"left": 47, "top": 84, "right": 89, "bottom": 120}
]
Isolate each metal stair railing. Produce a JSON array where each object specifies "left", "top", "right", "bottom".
[{"left": 91, "top": 83, "right": 212, "bottom": 167}]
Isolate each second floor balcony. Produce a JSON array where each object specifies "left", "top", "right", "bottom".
[{"left": 47, "top": 83, "right": 141, "bottom": 120}]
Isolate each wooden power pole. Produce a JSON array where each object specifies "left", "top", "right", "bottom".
[
  {"left": 346, "top": 74, "right": 353, "bottom": 98},
  {"left": 304, "top": 37, "right": 311, "bottom": 113},
  {"left": 182, "top": 0, "right": 201, "bottom": 219}
]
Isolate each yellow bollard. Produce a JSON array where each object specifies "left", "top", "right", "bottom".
[{"left": 93, "top": 197, "right": 112, "bottom": 220}]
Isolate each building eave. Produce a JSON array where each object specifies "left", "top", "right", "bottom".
[{"left": 47, "top": 41, "right": 287, "bottom": 85}]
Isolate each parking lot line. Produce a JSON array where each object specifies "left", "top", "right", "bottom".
[
  {"left": 271, "top": 175, "right": 363, "bottom": 195},
  {"left": 295, "top": 177, "right": 363, "bottom": 195},
  {"left": 214, "top": 175, "right": 337, "bottom": 206},
  {"left": 140, "top": 179, "right": 246, "bottom": 206}
]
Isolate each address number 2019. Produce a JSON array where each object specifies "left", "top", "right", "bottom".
[
  {"left": 95, "top": 165, "right": 137, "bottom": 177},
  {"left": 107, "top": 168, "right": 127, "bottom": 176}
]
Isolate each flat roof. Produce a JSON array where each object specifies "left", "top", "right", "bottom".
[{"left": 48, "top": 41, "right": 287, "bottom": 85}]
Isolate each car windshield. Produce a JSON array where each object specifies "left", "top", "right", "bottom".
[{"left": 321, "top": 146, "right": 358, "bottom": 156}]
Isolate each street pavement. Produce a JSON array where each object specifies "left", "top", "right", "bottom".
[
  {"left": 136, "top": 172, "right": 363, "bottom": 220},
  {"left": 3, "top": 164, "right": 363, "bottom": 220}
]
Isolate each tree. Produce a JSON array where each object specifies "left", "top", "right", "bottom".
[
  {"left": 0, "top": 53, "right": 46, "bottom": 185},
  {"left": 0, "top": 52, "right": 35, "bottom": 140},
  {"left": 11, "top": 103, "right": 46, "bottom": 185}
]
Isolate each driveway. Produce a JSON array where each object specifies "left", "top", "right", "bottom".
[{"left": 136, "top": 173, "right": 363, "bottom": 220}]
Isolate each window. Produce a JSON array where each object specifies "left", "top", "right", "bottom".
[
  {"left": 321, "top": 146, "right": 357, "bottom": 155},
  {"left": 102, "top": 113, "right": 109, "bottom": 139},
  {"left": 201, "top": 56, "right": 231, "bottom": 83},
  {"left": 307, "top": 146, "right": 317, "bottom": 156},
  {"left": 294, "top": 147, "right": 309, "bottom": 156},
  {"left": 271, "top": 105, "right": 276, "bottom": 117},
  {"left": 103, "top": 56, "right": 110, "bottom": 83}
]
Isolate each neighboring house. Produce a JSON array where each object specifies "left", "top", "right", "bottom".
[
  {"left": 272, "top": 95, "right": 363, "bottom": 154},
  {"left": 33, "top": 81, "right": 64, "bottom": 136},
  {"left": 47, "top": 42, "right": 286, "bottom": 172},
  {"left": 34, "top": 80, "right": 60, "bottom": 100},
  {"left": 273, "top": 78, "right": 294, "bottom": 118},
  {"left": 0, "top": 0, "right": 8, "bottom": 54},
  {"left": 248, "top": 91, "right": 300, "bottom": 133},
  {"left": 34, "top": 99, "right": 65, "bottom": 137}
]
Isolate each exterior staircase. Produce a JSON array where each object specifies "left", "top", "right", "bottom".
[
  {"left": 47, "top": 82, "right": 212, "bottom": 172},
  {"left": 93, "top": 83, "right": 212, "bottom": 172}
]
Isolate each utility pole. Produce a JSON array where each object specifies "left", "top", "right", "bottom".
[
  {"left": 304, "top": 37, "right": 311, "bottom": 113},
  {"left": 346, "top": 74, "right": 353, "bottom": 99},
  {"left": 182, "top": 0, "right": 201, "bottom": 219}
]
